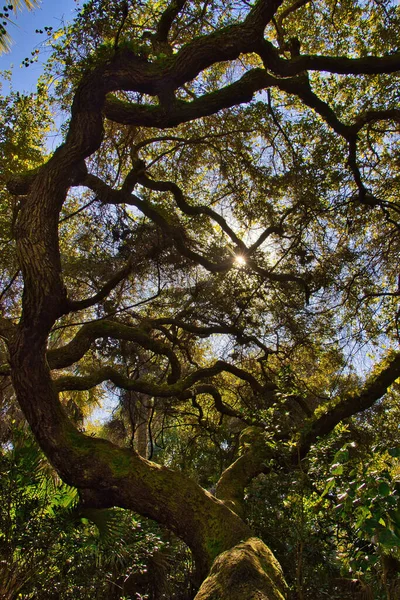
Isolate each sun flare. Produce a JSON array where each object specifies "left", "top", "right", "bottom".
[{"left": 234, "top": 255, "right": 247, "bottom": 266}]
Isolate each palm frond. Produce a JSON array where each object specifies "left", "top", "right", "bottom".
[
  {"left": 0, "top": 30, "right": 12, "bottom": 53},
  {"left": 10, "top": 1, "right": 40, "bottom": 10},
  {"left": 0, "top": 1, "right": 41, "bottom": 53}
]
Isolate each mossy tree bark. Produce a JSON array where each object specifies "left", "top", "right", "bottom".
[
  {"left": 194, "top": 538, "right": 288, "bottom": 600},
  {"left": 3, "top": 0, "right": 400, "bottom": 597}
]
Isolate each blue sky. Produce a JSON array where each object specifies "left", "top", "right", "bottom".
[{"left": 0, "top": 0, "right": 77, "bottom": 93}]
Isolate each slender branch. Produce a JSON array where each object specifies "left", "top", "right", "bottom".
[
  {"left": 277, "top": 0, "right": 310, "bottom": 24},
  {"left": 247, "top": 257, "right": 310, "bottom": 295},
  {"left": 154, "top": 0, "right": 187, "bottom": 44},
  {"left": 179, "top": 383, "right": 252, "bottom": 423},
  {"left": 137, "top": 170, "right": 245, "bottom": 249},
  {"left": 66, "top": 261, "right": 134, "bottom": 312},
  {"left": 0, "top": 270, "right": 20, "bottom": 304},
  {"left": 114, "top": 1, "right": 129, "bottom": 51},
  {"left": 83, "top": 172, "right": 236, "bottom": 272},
  {"left": 82, "top": 169, "right": 309, "bottom": 293},
  {"left": 149, "top": 317, "right": 275, "bottom": 355},
  {"left": 248, "top": 224, "right": 284, "bottom": 253},
  {"left": 59, "top": 198, "right": 97, "bottom": 223},
  {"left": 131, "top": 129, "right": 254, "bottom": 154},
  {"left": 347, "top": 139, "right": 381, "bottom": 206}
]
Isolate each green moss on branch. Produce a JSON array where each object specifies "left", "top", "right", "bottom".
[{"left": 194, "top": 537, "right": 288, "bottom": 600}]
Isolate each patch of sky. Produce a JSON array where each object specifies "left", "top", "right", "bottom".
[
  {"left": 87, "top": 383, "right": 120, "bottom": 427},
  {"left": 0, "top": 0, "right": 77, "bottom": 94}
]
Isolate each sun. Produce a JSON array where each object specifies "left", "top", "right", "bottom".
[{"left": 234, "top": 254, "right": 247, "bottom": 266}]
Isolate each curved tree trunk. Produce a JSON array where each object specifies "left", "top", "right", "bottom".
[
  {"left": 9, "top": 331, "right": 286, "bottom": 594},
  {"left": 7, "top": 290, "right": 283, "bottom": 591},
  {"left": 10, "top": 2, "right": 400, "bottom": 597},
  {"left": 2, "top": 26, "right": 289, "bottom": 591},
  {"left": 8, "top": 279, "right": 286, "bottom": 594},
  {"left": 194, "top": 538, "right": 287, "bottom": 600}
]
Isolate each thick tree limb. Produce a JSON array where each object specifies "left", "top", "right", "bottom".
[
  {"left": 49, "top": 319, "right": 181, "bottom": 383},
  {"left": 92, "top": 1, "right": 282, "bottom": 100},
  {"left": 292, "top": 52, "right": 400, "bottom": 75},
  {"left": 215, "top": 354, "right": 400, "bottom": 507},
  {"left": 54, "top": 359, "right": 265, "bottom": 396},
  {"left": 11, "top": 319, "right": 251, "bottom": 586},
  {"left": 103, "top": 68, "right": 279, "bottom": 127},
  {"left": 245, "top": 0, "right": 286, "bottom": 34},
  {"left": 258, "top": 40, "right": 400, "bottom": 77},
  {"left": 351, "top": 108, "right": 400, "bottom": 133},
  {"left": 103, "top": 68, "right": 351, "bottom": 136},
  {"left": 216, "top": 426, "right": 274, "bottom": 515},
  {"left": 194, "top": 537, "right": 287, "bottom": 600},
  {"left": 299, "top": 352, "right": 400, "bottom": 457},
  {"left": 103, "top": 67, "right": 351, "bottom": 144},
  {"left": 11, "top": 356, "right": 251, "bottom": 583}
]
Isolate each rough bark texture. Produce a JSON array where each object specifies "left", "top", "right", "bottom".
[
  {"left": 216, "top": 427, "right": 274, "bottom": 516},
  {"left": 6, "top": 2, "right": 290, "bottom": 589},
  {"left": 8, "top": 339, "right": 254, "bottom": 582},
  {"left": 4, "top": 0, "right": 400, "bottom": 597},
  {"left": 194, "top": 538, "right": 288, "bottom": 600}
]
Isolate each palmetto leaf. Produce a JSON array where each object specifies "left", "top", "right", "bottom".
[
  {"left": 80, "top": 507, "right": 126, "bottom": 544},
  {"left": 0, "top": 1, "right": 40, "bottom": 53},
  {"left": 9, "top": 1, "right": 40, "bottom": 10},
  {"left": 79, "top": 507, "right": 134, "bottom": 568}
]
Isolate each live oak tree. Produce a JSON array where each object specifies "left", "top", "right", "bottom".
[{"left": 1, "top": 0, "right": 400, "bottom": 598}]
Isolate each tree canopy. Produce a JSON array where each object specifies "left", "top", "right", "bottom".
[{"left": 0, "top": 0, "right": 400, "bottom": 598}]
